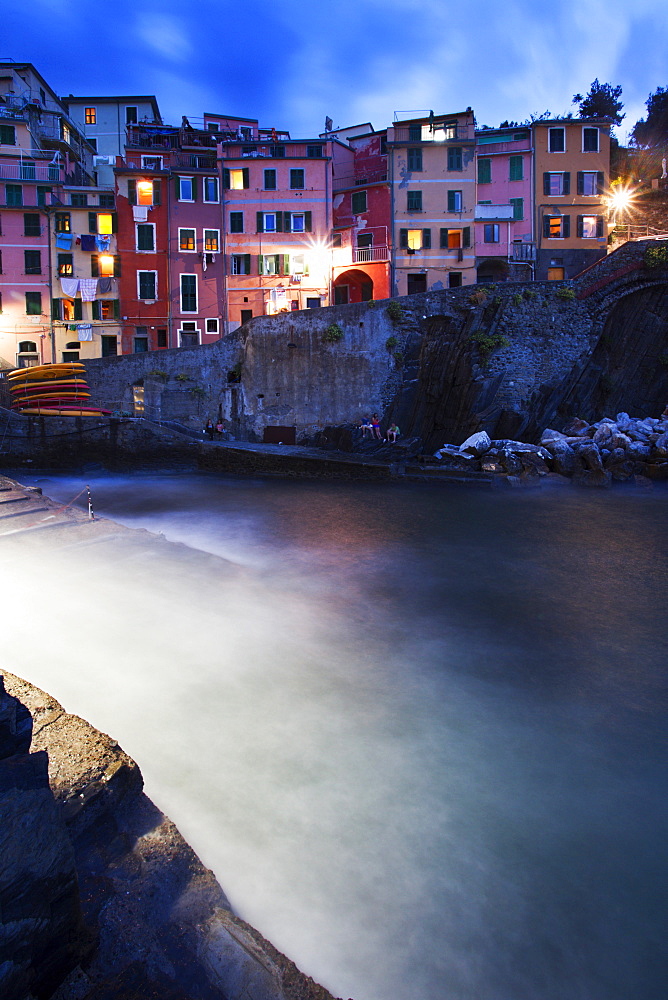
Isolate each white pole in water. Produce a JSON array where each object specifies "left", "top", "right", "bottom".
[{"left": 86, "top": 485, "right": 94, "bottom": 520}]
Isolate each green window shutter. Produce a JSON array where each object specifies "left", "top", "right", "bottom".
[
  {"left": 463, "top": 227, "right": 470, "bottom": 248},
  {"left": 242, "top": 168, "right": 249, "bottom": 189},
  {"left": 422, "top": 228, "right": 431, "bottom": 248},
  {"left": 243, "top": 254, "right": 250, "bottom": 275},
  {"left": 563, "top": 172, "right": 570, "bottom": 195},
  {"left": 597, "top": 172, "right": 605, "bottom": 195},
  {"left": 576, "top": 215, "right": 583, "bottom": 237},
  {"left": 275, "top": 211, "right": 283, "bottom": 232},
  {"left": 543, "top": 172, "right": 550, "bottom": 196},
  {"left": 114, "top": 255, "right": 121, "bottom": 277},
  {"left": 400, "top": 229, "right": 408, "bottom": 248},
  {"left": 440, "top": 228, "right": 448, "bottom": 248},
  {"left": 153, "top": 179, "right": 161, "bottom": 205},
  {"left": 283, "top": 211, "right": 291, "bottom": 233},
  {"left": 477, "top": 158, "right": 491, "bottom": 184},
  {"left": 510, "top": 198, "right": 523, "bottom": 220},
  {"left": 128, "top": 179, "right": 137, "bottom": 205},
  {"left": 543, "top": 216, "right": 551, "bottom": 238},
  {"left": 305, "top": 211, "right": 312, "bottom": 232},
  {"left": 91, "top": 256, "right": 99, "bottom": 277},
  {"left": 114, "top": 300, "right": 120, "bottom": 319},
  {"left": 563, "top": 215, "right": 570, "bottom": 238},
  {"left": 577, "top": 171, "right": 584, "bottom": 195},
  {"left": 92, "top": 300, "right": 100, "bottom": 320},
  {"left": 447, "top": 190, "right": 455, "bottom": 212},
  {"left": 191, "top": 176, "right": 198, "bottom": 201},
  {"left": 74, "top": 299, "right": 82, "bottom": 320},
  {"left": 88, "top": 212, "right": 97, "bottom": 234},
  {"left": 258, "top": 255, "right": 264, "bottom": 275},
  {"left": 257, "top": 212, "right": 264, "bottom": 233},
  {"left": 283, "top": 255, "right": 290, "bottom": 275},
  {"left": 509, "top": 156, "right": 523, "bottom": 181},
  {"left": 223, "top": 168, "right": 230, "bottom": 190},
  {"left": 51, "top": 298, "right": 61, "bottom": 320}
]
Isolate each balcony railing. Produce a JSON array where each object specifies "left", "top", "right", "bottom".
[
  {"left": 0, "top": 162, "right": 61, "bottom": 181},
  {"left": 353, "top": 245, "right": 389, "bottom": 263},
  {"left": 474, "top": 204, "right": 515, "bottom": 221},
  {"left": 511, "top": 242, "right": 536, "bottom": 261},
  {"left": 390, "top": 124, "right": 474, "bottom": 144},
  {"left": 170, "top": 152, "right": 218, "bottom": 170}
]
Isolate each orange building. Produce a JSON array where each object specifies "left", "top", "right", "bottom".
[{"left": 533, "top": 117, "right": 610, "bottom": 280}]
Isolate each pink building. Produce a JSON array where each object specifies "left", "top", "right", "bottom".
[{"left": 474, "top": 126, "right": 534, "bottom": 282}]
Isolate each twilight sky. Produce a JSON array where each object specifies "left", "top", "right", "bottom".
[{"left": 3, "top": 0, "right": 667, "bottom": 143}]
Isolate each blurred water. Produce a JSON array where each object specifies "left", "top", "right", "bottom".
[{"left": 3, "top": 472, "right": 667, "bottom": 1000}]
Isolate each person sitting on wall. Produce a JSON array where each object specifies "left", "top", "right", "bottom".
[
  {"left": 360, "top": 416, "right": 373, "bottom": 438},
  {"left": 371, "top": 414, "right": 382, "bottom": 440},
  {"left": 204, "top": 419, "right": 215, "bottom": 440},
  {"left": 386, "top": 423, "right": 400, "bottom": 443}
]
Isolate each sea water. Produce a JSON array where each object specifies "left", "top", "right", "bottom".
[{"left": 3, "top": 472, "right": 667, "bottom": 1000}]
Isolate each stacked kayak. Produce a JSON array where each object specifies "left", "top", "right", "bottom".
[{"left": 7, "top": 363, "right": 111, "bottom": 416}]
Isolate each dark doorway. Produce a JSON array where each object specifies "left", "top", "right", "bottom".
[
  {"left": 407, "top": 273, "right": 427, "bottom": 294},
  {"left": 240, "top": 309, "right": 253, "bottom": 324},
  {"left": 448, "top": 272, "right": 462, "bottom": 288},
  {"left": 101, "top": 336, "right": 117, "bottom": 357},
  {"left": 334, "top": 285, "right": 349, "bottom": 305},
  {"left": 306, "top": 298, "right": 321, "bottom": 308}
]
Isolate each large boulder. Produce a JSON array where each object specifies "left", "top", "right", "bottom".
[
  {"left": 548, "top": 441, "right": 581, "bottom": 477},
  {"left": 570, "top": 440, "right": 603, "bottom": 471},
  {"left": 458, "top": 430, "right": 491, "bottom": 456}
]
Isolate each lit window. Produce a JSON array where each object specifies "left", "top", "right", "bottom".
[
  {"left": 407, "top": 229, "right": 423, "bottom": 250},
  {"left": 179, "top": 228, "right": 196, "bottom": 251},
  {"left": 228, "top": 169, "right": 245, "bottom": 190},
  {"left": 58, "top": 253, "right": 73, "bottom": 276},
  {"left": 578, "top": 215, "right": 603, "bottom": 238},
  {"left": 204, "top": 229, "right": 219, "bottom": 252},
  {"left": 544, "top": 215, "right": 570, "bottom": 239},
  {"left": 137, "top": 180, "right": 154, "bottom": 205},
  {"left": 98, "top": 213, "right": 113, "bottom": 234},
  {"left": 98, "top": 254, "right": 115, "bottom": 276},
  {"left": 85, "top": 107, "right": 96, "bottom": 125}
]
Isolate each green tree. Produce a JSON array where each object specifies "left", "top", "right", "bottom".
[
  {"left": 631, "top": 87, "right": 668, "bottom": 148},
  {"left": 572, "top": 79, "right": 624, "bottom": 125}
]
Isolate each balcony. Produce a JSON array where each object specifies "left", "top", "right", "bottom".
[
  {"left": 353, "top": 245, "right": 389, "bottom": 263},
  {"left": 512, "top": 242, "right": 537, "bottom": 262},
  {"left": 171, "top": 152, "right": 218, "bottom": 171},
  {"left": 0, "top": 161, "right": 61, "bottom": 182},
  {"left": 390, "top": 123, "right": 474, "bottom": 144},
  {"left": 474, "top": 204, "right": 515, "bottom": 221},
  {"left": 126, "top": 125, "right": 218, "bottom": 151}
]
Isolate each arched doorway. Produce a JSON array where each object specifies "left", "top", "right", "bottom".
[
  {"left": 333, "top": 269, "right": 374, "bottom": 304},
  {"left": 476, "top": 258, "right": 509, "bottom": 284}
]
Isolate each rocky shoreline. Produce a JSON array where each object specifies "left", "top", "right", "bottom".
[{"left": 428, "top": 410, "right": 668, "bottom": 487}]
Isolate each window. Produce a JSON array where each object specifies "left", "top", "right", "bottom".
[
  {"left": 400, "top": 229, "right": 431, "bottom": 250},
  {"left": 0, "top": 124, "right": 16, "bottom": 145},
  {"left": 101, "top": 336, "right": 117, "bottom": 357},
  {"left": 6, "top": 184, "right": 22, "bottom": 206},
  {"left": 203, "top": 176, "right": 219, "bottom": 202},
  {"left": 510, "top": 197, "right": 524, "bottom": 220},
  {"left": 58, "top": 253, "right": 73, "bottom": 276},
  {"left": 259, "top": 254, "right": 284, "bottom": 275},
  {"left": 543, "top": 215, "right": 570, "bottom": 239},
  {"left": 290, "top": 253, "right": 308, "bottom": 274},
  {"left": 224, "top": 168, "right": 249, "bottom": 190},
  {"left": 126, "top": 106, "right": 138, "bottom": 124},
  {"left": 352, "top": 190, "right": 367, "bottom": 213},
  {"left": 134, "top": 332, "right": 149, "bottom": 353},
  {"left": 24, "top": 213, "right": 41, "bottom": 237},
  {"left": 92, "top": 254, "right": 119, "bottom": 277},
  {"left": 88, "top": 212, "right": 115, "bottom": 234},
  {"left": 207, "top": 123, "right": 219, "bottom": 132},
  {"left": 548, "top": 128, "right": 565, "bottom": 152},
  {"left": 509, "top": 156, "right": 523, "bottom": 181},
  {"left": 230, "top": 211, "right": 244, "bottom": 233},
  {"left": 204, "top": 229, "right": 219, "bottom": 252},
  {"left": 449, "top": 272, "right": 462, "bottom": 288},
  {"left": 141, "top": 155, "right": 163, "bottom": 170},
  {"left": 408, "top": 124, "right": 421, "bottom": 141},
  {"left": 407, "top": 190, "right": 422, "bottom": 211},
  {"left": 258, "top": 212, "right": 279, "bottom": 233},
  {"left": 88, "top": 138, "right": 97, "bottom": 152},
  {"left": 290, "top": 169, "right": 304, "bottom": 189},
  {"left": 439, "top": 229, "right": 462, "bottom": 249},
  {"left": 331, "top": 232, "right": 342, "bottom": 247},
  {"left": 543, "top": 172, "right": 570, "bottom": 196},
  {"left": 55, "top": 212, "right": 71, "bottom": 233},
  {"left": 135, "top": 224, "right": 154, "bottom": 251},
  {"left": 179, "top": 228, "right": 196, "bottom": 251},
  {"left": 53, "top": 298, "right": 82, "bottom": 322},
  {"left": 24, "top": 250, "right": 41, "bottom": 274},
  {"left": 577, "top": 215, "right": 604, "bottom": 238},
  {"left": 577, "top": 171, "right": 604, "bottom": 196},
  {"left": 21, "top": 161, "right": 36, "bottom": 180},
  {"left": 129, "top": 178, "right": 160, "bottom": 206},
  {"left": 477, "top": 158, "right": 491, "bottom": 184},
  {"left": 407, "top": 148, "right": 422, "bottom": 171},
  {"left": 484, "top": 224, "right": 500, "bottom": 243},
  {"left": 25, "top": 292, "right": 42, "bottom": 315},
  {"left": 180, "top": 274, "right": 197, "bottom": 312},
  {"left": 71, "top": 192, "right": 88, "bottom": 207},
  {"left": 583, "top": 127, "right": 599, "bottom": 152},
  {"left": 62, "top": 344, "right": 80, "bottom": 363},
  {"left": 240, "top": 310, "right": 253, "bottom": 325},
  {"left": 206, "top": 318, "right": 219, "bottom": 335},
  {"left": 447, "top": 190, "right": 462, "bottom": 212},
  {"left": 37, "top": 186, "right": 52, "bottom": 206},
  {"left": 271, "top": 145, "right": 285, "bottom": 158},
  {"left": 177, "top": 176, "right": 195, "bottom": 201},
  {"left": 91, "top": 300, "right": 119, "bottom": 320},
  {"left": 231, "top": 254, "right": 251, "bottom": 275},
  {"left": 180, "top": 323, "right": 199, "bottom": 347},
  {"left": 97, "top": 193, "right": 114, "bottom": 208},
  {"left": 264, "top": 169, "right": 276, "bottom": 190},
  {"left": 447, "top": 147, "right": 462, "bottom": 171},
  {"left": 307, "top": 145, "right": 323, "bottom": 158},
  {"left": 157, "top": 329, "right": 167, "bottom": 348},
  {"left": 138, "top": 270, "right": 157, "bottom": 299}
]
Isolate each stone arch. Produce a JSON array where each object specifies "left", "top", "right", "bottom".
[
  {"left": 333, "top": 268, "right": 374, "bottom": 304},
  {"left": 476, "top": 258, "right": 509, "bottom": 283}
]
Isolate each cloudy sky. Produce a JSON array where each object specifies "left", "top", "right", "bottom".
[{"left": 3, "top": 0, "right": 667, "bottom": 142}]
